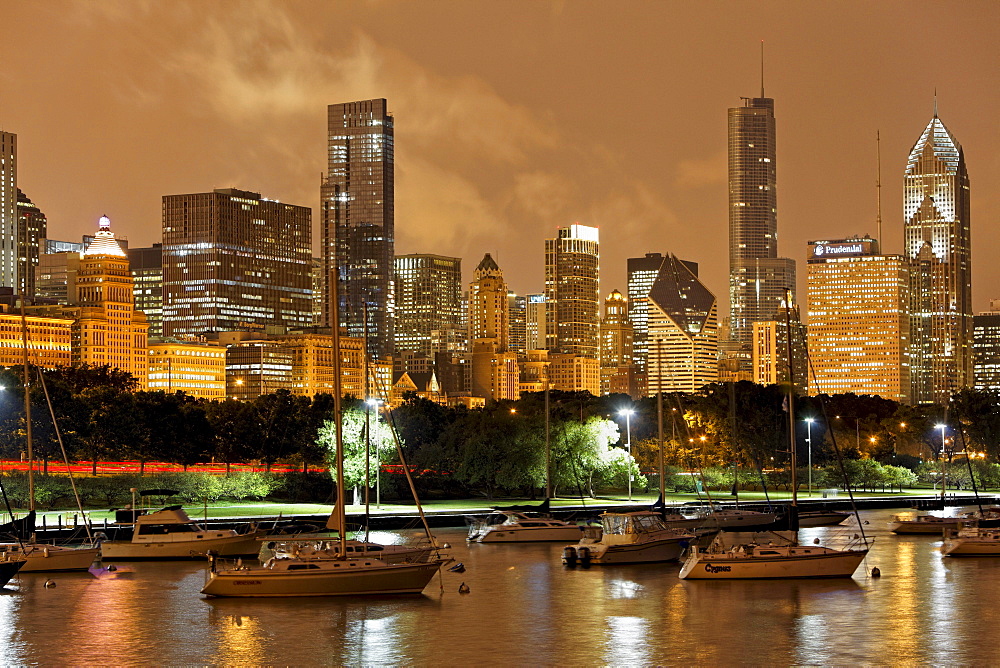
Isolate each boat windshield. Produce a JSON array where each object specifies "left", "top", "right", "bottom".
[{"left": 601, "top": 514, "right": 667, "bottom": 535}]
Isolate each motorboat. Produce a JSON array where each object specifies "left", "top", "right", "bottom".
[
  {"left": 0, "top": 542, "right": 100, "bottom": 572},
  {"left": 696, "top": 508, "right": 780, "bottom": 530},
  {"left": 468, "top": 511, "right": 584, "bottom": 543},
  {"left": 942, "top": 526, "right": 1000, "bottom": 556},
  {"left": 678, "top": 532, "right": 869, "bottom": 579},
  {"left": 0, "top": 554, "right": 26, "bottom": 587},
  {"left": 797, "top": 510, "right": 852, "bottom": 527},
  {"left": 259, "top": 537, "right": 434, "bottom": 564},
  {"left": 562, "top": 511, "right": 696, "bottom": 565},
  {"left": 100, "top": 506, "right": 262, "bottom": 560},
  {"left": 888, "top": 513, "right": 968, "bottom": 534},
  {"left": 201, "top": 553, "right": 450, "bottom": 597}
]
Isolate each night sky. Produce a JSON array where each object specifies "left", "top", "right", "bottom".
[{"left": 2, "top": 1, "right": 997, "bottom": 313}]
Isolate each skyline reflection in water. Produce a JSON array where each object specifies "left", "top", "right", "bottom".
[{"left": 1, "top": 507, "right": 999, "bottom": 665}]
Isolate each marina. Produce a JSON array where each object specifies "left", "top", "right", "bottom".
[{"left": 1, "top": 506, "right": 998, "bottom": 664}]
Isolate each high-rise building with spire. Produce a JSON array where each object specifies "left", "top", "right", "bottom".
[
  {"left": 727, "top": 82, "right": 795, "bottom": 348},
  {"left": 904, "top": 109, "right": 971, "bottom": 404},
  {"left": 600, "top": 289, "right": 636, "bottom": 396},
  {"left": 469, "top": 253, "right": 518, "bottom": 400},
  {"left": 321, "top": 99, "right": 395, "bottom": 361}
]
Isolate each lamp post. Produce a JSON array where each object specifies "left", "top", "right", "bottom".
[
  {"left": 805, "top": 418, "right": 815, "bottom": 497},
  {"left": 936, "top": 423, "right": 947, "bottom": 496},
  {"left": 619, "top": 408, "right": 634, "bottom": 501}
]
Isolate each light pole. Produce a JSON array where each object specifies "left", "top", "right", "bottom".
[
  {"left": 936, "top": 423, "right": 947, "bottom": 497},
  {"left": 619, "top": 408, "right": 634, "bottom": 502},
  {"left": 805, "top": 417, "right": 815, "bottom": 497}
]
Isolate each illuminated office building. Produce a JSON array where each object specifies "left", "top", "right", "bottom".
[
  {"left": 161, "top": 188, "right": 313, "bottom": 337},
  {"left": 16, "top": 189, "right": 46, "bottom": 299},
  {"left": 728, "top": 94, "right": 795, "bottom": 345},
  {"left": 600, "top": 289, "right": 636, "bottom": 396},
  {"left": 321, "top": 98, "right": 395, "bottom": 361},
  {"left": 508, "top": 292, "right": 527, "bottom": 356},
  {"left": 646, "top": 254, "right": 718, "bottom": 395},
  {"left": 468, "top": 253, "right": 516, "bottom": 400},
  {"left": 545, "top": 224, "right": 600, "bottom": 358},
  {"left": 751, "top": 308, "right": 807, "bottom": 390},
  {"left": 904, "top": 112, "right": 971, "bottom": 404},
  {"left": 0, "top": 133, "right": 16, "bottom": 291},
  {"left": 806, "top": 238, "right": 910, "bottom": 403},
  {"left": 147, "top": 339, "right": 226, "bottom": 399},
  {"left": 129, "top": 244, "right": 162, "bottom": 339},
  {"left": 973, "top": 301, "right": 1000, "bottom": 390},
  {"left": 394, "top": 254, "right": 462, "bottom": 356},
  {"left": 525, "top": 293, "right": 546, "bottom": 351}
]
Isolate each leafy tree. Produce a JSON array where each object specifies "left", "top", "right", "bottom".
[
  {"left": 205, "top": 399, "right": 259, "bottom": 474},
  {"left": 317, "top": 407, "right": 395, "bottom": 499}
]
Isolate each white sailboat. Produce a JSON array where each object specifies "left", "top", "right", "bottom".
[
  {"left": 679, "top": 296, "right": 870, "bottom": 580},
  {"left": 201, "top": 262, "right": 449, "bottom": 597}
]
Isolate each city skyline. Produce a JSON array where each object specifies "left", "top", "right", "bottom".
[{"left": 0, "top": 2, "right": 998, "bottom": 316}]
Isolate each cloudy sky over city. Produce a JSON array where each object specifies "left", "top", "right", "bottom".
[{"left": 1, "top": 0, "right": 997, "bottom": 311}]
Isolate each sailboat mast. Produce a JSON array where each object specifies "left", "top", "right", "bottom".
[
  {"left": 20, "top": 245, "right": 33, "bottom": 512},
  {"left": 657, "top": 390, "right": 664, "bottom": 505},
  {"left": 363, "top": 302, "right": 370, "bottom": 541},
  {"left": 330, "top": 262, "right": 347, "bottom": 559},
  {"left": 545, "top": 380, "right": 551, "bottom": 499},
  {"left": 783, "top": 291, "right": 797, "bottom": 509}
]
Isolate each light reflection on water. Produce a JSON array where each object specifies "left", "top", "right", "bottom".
[{"left": 1, "top": 507, "right": 1000, "bottom": 664}]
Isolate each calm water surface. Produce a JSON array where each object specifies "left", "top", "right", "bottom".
[{"left": 1, "top": 507, "right": 997, "bottom": 665}]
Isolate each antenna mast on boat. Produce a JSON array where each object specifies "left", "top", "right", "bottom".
[
  {"left": 545, "top": 380, "right": 551, "bottom": 499},
  {"left": 783, "top": 290, "right": 799, "bottom": 532},
  {"left": 330, "top": 260, "right": 347, "bottom": 559},
  {"left": 20, "top": 228, "right": 33, "bottom": 512}
]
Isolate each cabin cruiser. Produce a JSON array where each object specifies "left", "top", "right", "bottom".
[
  {"left": 888, "top": 513, "right": 968, "bottom": 534},
  {"left": 0, "top": 542, "right": 100, "bottom": 572},
  {"left": 562, "top": 511, "right": 696, "bottom": 565},
  {"left": 942, "top": 526, "right": 1000, "bottom": 556},
  {"left": 99, "top": 506, "right": 262, "bottom": 560},
  {"left": 678, "top": 532, "right": 869, "bottom": 579},
  {"left": 467, "top": 511, "right": 584, "bottom": 543},
  {"left": 696, "top": 508, "right": 780, "bottom": 530}
]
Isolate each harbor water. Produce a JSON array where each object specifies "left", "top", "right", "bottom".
[{"left": 1, "top": 507, "right": 996, "bottom": 665}]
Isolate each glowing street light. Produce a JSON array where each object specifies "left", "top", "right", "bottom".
[
  {"left": 619, "top": 408, "right": 635, "bottom": 502},
  {"left": 804, "top": 417, "right": 815, "bottom": 497},
  {"left": 936, "top": 423, "right": 948, "bottom": 495}
]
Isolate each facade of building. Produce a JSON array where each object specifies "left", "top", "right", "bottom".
[
  {"left": 600, "top": 289, "right": 636, "bottom": 396},
  {"left": 470, "top": 342, "right": 519, "bottom": 401},
  {"left": 508, "top": 292, "right": 527, "bottom": 357},
  {"left": 806, "top": 238, "right": 910, "bottom": 402},
  {"left": 904, "top": 113, "right": 972, "bottom": 404},
  {"left": 0, "top": 133, "right": 16, "bottom": 292},
  {"left": 16, "top": 189, "right": 46, "bottom": 299},
  {"left": 548, "top": 353, "right": 601, "bottom": 395},
  {"left": 147, "top": 340, "right": 226, "bottom": 399},
  {"left": 73, "top": 216, "right": 149, "bottom": 387},
  {"left": 545, "top": 224, "right": 600, "bottom": 358},
  {"left": 36, "top": 249, "right": 80, "bottom": 304},
  {"left": 728, "top": 95, "right": 796, "bottom": 346},
  {"left": 128, "top": 244, "right": 163, "bottom": 339},
  {"left": 394, "top": 254, "right": 462, "bottom": 357},
  {"left": 0, "top": 308, "right": 72, "bottom": 368},
  {"left": 162, "top": 188, "right": 313, "bottom": 338},
  {"left": 525, "top": 293, "right": 546, "bottom": 352},
  {"left": 225, "top": 339, "right": 294, "bottom": 400},
  {"left": 973, "top": 302, "right": 1000, "bottom": 390},
  {"left": 646, "top": 254, "right": 719, "bottom": 394},
  {"left": 751, "top": 308, "right": 807, "bottom": 390},
  {"left": 321, "top": 99, "right": 395, "bottom": 361},
  {"left": 468, "top": 253, "right": 509, "bottom": 350}
]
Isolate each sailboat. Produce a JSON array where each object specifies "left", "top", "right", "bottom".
[
  {"left": 0, "top": 294, "right": 101, "bottom": 572},
  {"left": 679, "top": 295, "right": 870, "bottom": 579},
  {"left": 201, "top": 264, "right": 450, "bottom": 597}
]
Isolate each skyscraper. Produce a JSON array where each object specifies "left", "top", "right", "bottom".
[
  {"left": 394, "top": 254, "right": 462, "bottom": 356},
  {"left": 525, "top": 293, "right": 546, "bottom": 351},
  {"left": 904, "top": 111, "right": 971, "bottom": 404},
  {"left": 321, "top": 98, "right": 395, "bottom": 361},
  {"left": 161, "top": 188, "right": 313, "bottom": 337},
  {"left": 128, "top": 244, "right": 162, "bottom": 339},
  {"left": 0, "top": 132, "right": 17, "bottom": 291},
  {"left": 600, "top": 289, "right": 635, "bottom": 396},
  {"left": 806, "top": 238, "right": 910, "bottom": 403},
  {"left": 973, "top": 301, "right": 1000, "bottom": 390},
  {"left": 469, "top": 253, "right": 517, "bottom": 400},
  {"left": 545, "top": 224, "right": 600, "bottom": 358},
  {"left": 508, "top": 292, "right": 527, "bottom": 357},
  {"left": 17, "top": 188, "right": 46, "bottom": 299},
  {"left": 647, "top": 254, "right": 719, "bottom": 395},
  {"left": 728, "top": 94, "right": 795, "bottom": 345}
]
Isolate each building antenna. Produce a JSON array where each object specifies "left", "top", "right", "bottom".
[
  {"left": 934, "top": 88, "right": 938, "bottom": 117},
  {"left": 875, "top": 130, "right": 883, "bottom": 249},
  {"left": 760, "top": 40, "right": 765, "bottom": 98}
]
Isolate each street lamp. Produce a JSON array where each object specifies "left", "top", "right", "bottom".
[
  {"left": 936, "top": 423, "right": 947, "bottom": 494},
  {"left": 619, "top": 408, "right": 634, "bottom": 502},
  {"left": 804, "top": 417, "right": 815, "bottom": 497}
]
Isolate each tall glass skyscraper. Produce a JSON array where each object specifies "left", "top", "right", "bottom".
[
  {"left": 904, "top": 112, "right": 971, "bottom": 404},
  {"left": 321, "top": 99, "right": 395, "bottom": 361},
  {"left": 545, "top": 224, "right": 600, "bottom": 358},
  {"left": 0, "top": 132, "right": 17, "bottom": 291},
  {"left": 394, "top": 254, "right": 462, "bottom": 356},
  {"left": 728, "top": 95, "right": 795, "bottom": 345}
]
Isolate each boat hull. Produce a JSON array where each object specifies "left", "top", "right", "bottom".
[
  {"left": 889, "top": 518, "right": 965, "bottom": 534},
  {"left": 0, "top": 558, "right": 26, "bottom": 587},
  {"left": 678, "top": 549, "right": 868, "bottom": 579},
  {"left": 0, "top": 545, "right": 101, "bottom": 572},
  {"left": 797, "top": 512, "right": 851, "bottom": 527},
  {"left": 102, "top": 533, "right": 262, "bottom": 560},
  {"left": 477, "top": 526, "right": 584, "bottom": 543},
  {"left": 585, "top": 539, "right": 687, "bottom": 564},
  {"left": 201, "top": 560, "right": 446, "bottom": 597}
]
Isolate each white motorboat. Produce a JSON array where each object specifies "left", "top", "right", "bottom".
[
  {"left": 888, "top": 514, "right": 968, "bottom": 534},
  {"left": 697, "top": 508, "right": 780, "bottom": 530},
  {"left": 942, "top": 526, "right": 1000, "bottom": 556},
  {"left": 678, "top": 533, "right": 869, "bottom": 579},
  {"left": 259, "top": 537, "right": 434, "bottom": 563},
  {"left": 468, "top": 512, "right": 583, "bottom": 543},
  {"left": 201, "top": 553, "right": 449, "bottom": 597},
  {"left": 100, "top": 506, "right": 262, "bottom": 560},
  {"left": 562, "top": 511, "right": 696, "bottom": 565},
  {"left": 0, "top": 542, "right": 100, "bottom": 572},
  {"left": 797, "top": 510, "right": 852, "bottom": 527}
]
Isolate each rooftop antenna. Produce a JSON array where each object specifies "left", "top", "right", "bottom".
[
  {"left": 760, "top": 40, "right": 765, "bottom": 98},
  {"left": 876, "top": 130, "right": 882, "bottom": 248},
  {"left": 934, "top": 88, "right": 938, "bottom": 117}
]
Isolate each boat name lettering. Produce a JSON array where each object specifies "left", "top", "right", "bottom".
[
  {"left": 704, "top": 563, "right": 732, "bottom": 573},
  {"left": 233, "top": 580, "right": 262, "bottom": 585}
]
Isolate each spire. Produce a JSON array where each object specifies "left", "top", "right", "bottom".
[
  {"left": 760, "top": 40, "right": 765, "bottom": 99},
  {"left": 83, "top": 215, "right": 126, "bottom": 257},
  {"left": 876, "top": 130, "right": 882, "bottom": 246},
  {"left": 475, "top": 252, "right": 500, "bottom": 273},
  {"left": 934, "top": 89, "right": 938, "bottom": 118}
]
